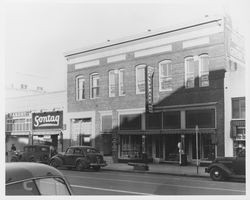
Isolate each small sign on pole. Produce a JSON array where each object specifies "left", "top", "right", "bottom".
[{"left": 195, "top": 125, "right": 199, "bottom": 174}]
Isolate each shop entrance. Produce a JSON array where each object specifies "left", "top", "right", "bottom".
[{"left": 164, "top": 134, "right": 180, "bottom": 161}]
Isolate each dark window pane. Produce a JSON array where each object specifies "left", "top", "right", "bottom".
[
  {"left": 6, "top": 180, "right": 40, "bottom": 195},
  {"left": 240, "top": 99, "right": 245, "bottom": 118},
  {"left": 163, "top": 111, "right": 181, "bottom": 129},
  {"left": 232, "top": 99, "right": 240, "bottom": 118},
  {"left": 146, "top": 113, "right": 162, "bottom": 129},
  {"left": 186, "top": 109, "right": 215, "bottom": 128},
  {"left": 102, "top": 115, "right": 112, "bottom": 132},
  {"left": 120, "top": 114, "right": 141, "bottom": 130}
]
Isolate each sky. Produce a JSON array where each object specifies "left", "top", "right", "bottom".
[{"left": 4, "top": 0, "right": 249, "bottom": 92}]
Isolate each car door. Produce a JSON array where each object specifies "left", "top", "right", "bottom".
[
  {"left": 64, "top": 148, "right": 74, "bottom": 166},
  {"left": 72, "top": 148, "right": 84, "bottom": 165}
]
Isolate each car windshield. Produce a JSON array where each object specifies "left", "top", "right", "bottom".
[
  {"left": 6, "top": 177, "right": 71, "bottom": 195},
  {"left": 35, "top": 177, "right": 70, "bottom": 195},
  {"left": 85, "top": 148, "right": 99, "bottom": 153}
]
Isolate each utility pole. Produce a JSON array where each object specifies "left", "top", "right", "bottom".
[{"left": 195, "top": 125, "right": 199, "bottom": 174}]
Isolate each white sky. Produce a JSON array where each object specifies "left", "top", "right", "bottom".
[{"left": 4, "top": 0, "right": 249, "bottom": 91}]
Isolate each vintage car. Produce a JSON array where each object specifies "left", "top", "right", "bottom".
[
  {"left": 10, "top": 145, "right": 51, "bottom": 164},
  {"left": 6, "top": 162, "right": 73, "bottom": 195},
  {"left": 205, "top": 150, "right": 245, "bottom": 181},
  {"left": 49, "top": 146, "right": 107, "bottom": 171}
]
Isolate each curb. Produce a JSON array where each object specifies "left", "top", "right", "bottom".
[{"left": 102, "top": 168, "right": 209, "bottom": 179}]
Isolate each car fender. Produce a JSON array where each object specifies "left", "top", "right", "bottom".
[
  {"left": 51, "top": 156, "right": 63, "bottom": 167},
  {"left": 75, "top": 157, "right": 89, "bottom": 168},
  {"left": 207, "top": 163, "right": 232, "bottom": 177}
]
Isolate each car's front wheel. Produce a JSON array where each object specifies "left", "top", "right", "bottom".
[
  {"left": 210, "top": 167, "right": 225, "bottom": 181},
  {"left": 50, "top": 159, "right": 59, "bottom": 168},
  {"left": 76, "top": 161, "right": 84, "bottom": 171},
  {"left": 93, "top": 166, "right": 100, "bottom": 171}
]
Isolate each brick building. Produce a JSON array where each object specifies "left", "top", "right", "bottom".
[{"left": 65, "top": 15, "right": 245, "bottom": 164}]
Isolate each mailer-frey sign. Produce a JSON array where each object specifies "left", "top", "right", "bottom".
[{"left": 32, "top": 111, "right": 63, "bottom": 130}]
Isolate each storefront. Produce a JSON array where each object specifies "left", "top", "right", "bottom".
[
  {"left": 231, "top": 120, "right": 245, "bottom": 156},
  {"left": 117, "top": 107, "right": 217, "bottom": 163}
]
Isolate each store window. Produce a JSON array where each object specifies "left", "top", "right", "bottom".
[
  {"left": 120, "top": 135, "right": 141, "bottom": 159},
  {"left": 90, "top": 73, "right": 100, "bottom": 98},
  {"left": 232, "top": 97, "right": 245, "bottom": 119},
  {"left": 146, "top": 112, "right": 162, "bottom": 129},
  {"left": 136, "top": 64, "right": 146, "bottom": 94},
  {"left": 185, "top": 57, "right": 195, "bottom": 88},
  {"left": 120, "top": 114, "right": 141, "bottom": 130},
  {"left": 109, "top": 70, "right": 116, "bottom": 97},
  {"left": 186, "top": 109, "right": 215, "bottom": 128},
  {"left": 76, "top": 76, "right": 85, "bottom": 100},
  {"left": 159, "top": 60, "right": 172, "bottom": 91},
  {"left": 163, "top": 111, "right": 181, "bottom": 129},
  {"left": 119, "top": 69, "right": 125, "bottom": 96},
  {"left": 199, "top": 54, "right": 209, "bottom": 87}
]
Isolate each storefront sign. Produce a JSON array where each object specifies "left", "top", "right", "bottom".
[
  {"left": 32, "top": 111, "right": 63, "bottom": 130},
  {"left": 145, "top": 66, "right": 154, "bottom": 113}
]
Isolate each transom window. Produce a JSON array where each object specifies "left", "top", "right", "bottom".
[
  {"left": 90, "top": 73, "right": 100, "bottom": 99},
  {"left": 136, "top": 64, "right": 146, "bottom": 94},
  {"left": 76, "top": 76, "right": 85, "bottom": 100},
  {"left": 199, "top": 54, "right": 209, "bottom": 87},
  {"left": 159, "top": 60, "right": 172, "bottom": 91},
  {"left": 185, "top": 57, "right": 195, "bottom": 88}
]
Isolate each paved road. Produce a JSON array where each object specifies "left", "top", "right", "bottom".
[{"left": 61, "top": 169, "right": 246, "bottom": 195}]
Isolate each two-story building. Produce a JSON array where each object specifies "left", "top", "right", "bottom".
[{"left": 65, "top": 15, "right": 245, "bottom": 164}]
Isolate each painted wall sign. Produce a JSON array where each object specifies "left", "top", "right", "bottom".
[{"left": 32, "top": 111, "right": 63, "bottom": 130}]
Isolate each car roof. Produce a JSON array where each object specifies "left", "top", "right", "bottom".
[
  {"left": 68, "top": 145, "right": 95, "bottom": 149},
  {"left": 6, "top": 162, "right": 65, "bottom": 184}
]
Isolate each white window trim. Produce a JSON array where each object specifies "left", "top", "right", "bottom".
[
  {"left": 109, "top": 70, "right": 116, "bottom": 97},
  {"left": 119, "top": 69, "right": 125, "bottom": 96},
  {"left": 159, "top": 60, "right": 173, "bottom": 92},
  {"left": 90, "top": 73, "right": 100, "bottom": 99},
  {"left": 184, "top": 56, "right": 195, "bottom": 88},
  {"left": 135, "top": 64, "right": 146, "bottom": 94},
  {"left": 199, "top": 54, "right": 209, "bottom": 87},
  {"left": 76, "top": 75, "right": 85, "bottom": 101}
]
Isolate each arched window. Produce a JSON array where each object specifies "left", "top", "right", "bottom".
[
  {"left": 199, "top": 54, "right": 209, "bottom": 87},
  {"left": 135, "top": 64, "right": 146, "bottom": 94},
  {"left": 159, "top": 60, "right": 172, "bottom": 91},
  {"left": 90, "top": 73, "right": 100, "bottom": 99},
  {"left": 76, "top": 76, "right": 85, "bottom": 100},
  {"left": 184, "top": 56, "right": 195, "bottom": 88}
]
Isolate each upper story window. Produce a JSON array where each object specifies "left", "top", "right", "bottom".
[
  {"left": 76, "top": 76, "right": 85, "bottom": 100},
  {"left": 90, "top": 73, "right": 100, "bottom": 99},
  {"left": 232, "top": 97, "right": 245, "bottom": 119},
  {"left": 119, "top": 69, "right": 125, "bottom": 96},
  {"left": 159, "top": 60, "right": 172, "bottom": 91},
  {"left": 109, "top": 70, "right": 116, "bottom": 97},
  {"left": 199, "top": 54, "right": 209, "bottom": 87},
  {"left": 136, "top": 64, "right": 146, "bottom": 94},
  {"left": 185, "top": 57, "right": 195, "bottom": 88}
]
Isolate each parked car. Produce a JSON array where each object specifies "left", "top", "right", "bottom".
[
  {"left": 10, "top": 145, "right": 51, "bottom": 164},
  {"left": 49, "top": 146, "right": 107, "bottom": 171},
  {"left": 205, "top": 149, "right": 245, "bottom": 181},
  {"left": 6, "top": 162, "right": 73, "bottom": 195}
]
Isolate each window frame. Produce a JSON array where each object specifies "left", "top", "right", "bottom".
[
  {"left": 90, "top": 73, "right": 100, "bottom": 99},
  {"left": 119, "top": 68, "right": 125, "bottom": 96},
  {"left": 199, "top": 54, "right": 209, "bottom": 87},
  {"left": 184, "top": 56, "right": 195, "bottom": 88},
  {"left": 159, "top": 60, "right": 173, "bottom": 92},
  {"left": 108, "top": 70, "right": 116, "bottom": 97},
  {"left": 135, "top": 64, "right": 146, "bottom": 94},
  {"left": 76, "top": 75, "right": 85, "bottom": 101}
]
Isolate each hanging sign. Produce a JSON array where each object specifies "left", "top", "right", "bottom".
[
  {"left": 32, "top": 111, "right": 63, "bottom": 130},
  {"left": 145, "top": 66, "right": 154, "bottom": 113}
]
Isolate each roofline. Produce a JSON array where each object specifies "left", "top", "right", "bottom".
[{"left": 64, "top": 15, "right": 224, "bottom": 57}]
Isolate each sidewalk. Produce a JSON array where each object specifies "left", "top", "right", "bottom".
[{"left": 103, "top": 162, "right": 209, "bottom": 178}]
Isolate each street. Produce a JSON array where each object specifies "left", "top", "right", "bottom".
[{"left": 61, "top": 169, "right": 246, "bottom": 195}]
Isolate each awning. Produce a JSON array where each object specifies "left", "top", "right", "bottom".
[
  {"left": 118, "top": 128, "right": 216, "bottom": 135},
  {"left": 32, "top": 130, "right": 61, "bottom": 136}
]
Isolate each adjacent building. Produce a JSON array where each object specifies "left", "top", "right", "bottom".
[
  {"left": 5, "top": 91, "right": 70, "bottom": 154},
  {"left": 64, "top": 15, "right": 245, "bottom": 164}
]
